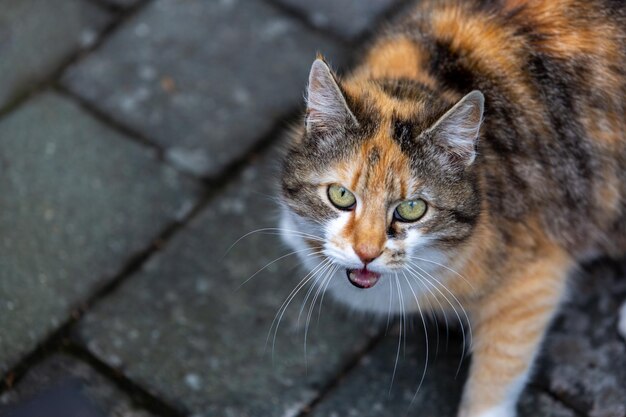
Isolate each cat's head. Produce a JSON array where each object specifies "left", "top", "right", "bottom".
[{"left": 279, "top": 59, "right": 484, "bottom": 314}]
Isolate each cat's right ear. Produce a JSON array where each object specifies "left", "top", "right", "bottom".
[
  {"left": 305, "top": 59, "right": 358, "bottom": 135},
  {"left": 425, "top": 90, "right": 484, "bottom": 167}
]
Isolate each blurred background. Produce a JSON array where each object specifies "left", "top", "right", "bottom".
[{"left": 0, "top": 0, "right": 625, "bottom": 416}]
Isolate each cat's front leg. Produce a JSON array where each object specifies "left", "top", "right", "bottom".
[{"left": 457, "top": 250, "right": 573, "bottom": 417}]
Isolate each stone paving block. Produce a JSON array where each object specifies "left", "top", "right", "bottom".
[
  {"left": 62, "top": 0, "right": 346, "bottom": 178},
  {"left": 0, "top": 354, "right": 154, "bottom": 417},
  {"left": 273, "top": 0, "right": 406, "bottom": 41},
  {"left": 517, "top": 391, "right": 577, "bottom": 417},
  {"left": 533, "top": 262, "right": 626, "bottom": 417},
  {"left": 0, "top": 0, "right": 110, "bottom": 110},
  {"left": 0, "top": 93, "right": 201, "bottom": 375},
  {"left": 76, "top": 147, "right": 376, "bottom": 416}
]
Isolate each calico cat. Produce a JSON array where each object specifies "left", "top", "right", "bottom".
[{"left": 278, "top": 0, "right": 626, "bottom": 416}]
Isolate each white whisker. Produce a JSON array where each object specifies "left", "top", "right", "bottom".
[
  {"left": 304, "top": 264, "right": 337, "bottom": 365},
  {"left": 408, "top": 262, "right": 473, "bottom": 374},
  {"left": 406, "top": 263, "right": 466, "bottom": 356},
  {"left": 238, "top": 248, "right": 324, "bottom": 290},
  {"left": 298, "top": 259, "right": 333, "bottom": 325},
  {"left": 401, "top": 271, "right": 429, "bottom": 405},
  {"left": 403, "top": 264, "right": 450, "bottom": 339},
  {"left": 390, "top": 274, "right": 403, "bottom": 394},
  {"left": 408, "top": 262, "right": 472, "bottom": 347},
  {"left": 316, "top": 264, "right": 337, "bottom": 325},
  {"left": 408, "top": 255, "right": 474, "bottom": 290},
  {"left": 385, "top": 275, "right": 393, "bottom": 335},
  {"left": 406, "top": 268, "right": 444, "bottom": 356},
  {"left": 267, "top": 258, "right": 331, "bottom": 361},
  {"left": 225, "top": 227, "right": 325, "bottom": 257}
]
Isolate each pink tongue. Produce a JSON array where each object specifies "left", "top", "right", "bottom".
[{"left": 347, "top": 268, "right": 381, "bottom": 289}]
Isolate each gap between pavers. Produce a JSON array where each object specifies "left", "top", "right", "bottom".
[
  {"left": 0, "top": 0, "right": 111, "bottom": 113},
  {"left": 0, "top": 353, "right": 156, "bottom": 417}
]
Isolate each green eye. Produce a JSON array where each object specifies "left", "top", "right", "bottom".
[
  {"left": 327, "top": 184, "right": 356, "bottom": 210},
  {"left": 394, "top": 199, "right": 427, "bottom": 222}
]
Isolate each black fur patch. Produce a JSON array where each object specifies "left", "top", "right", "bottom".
[{"left": 429, "top": 39, "right": 476, "bottom": 92}]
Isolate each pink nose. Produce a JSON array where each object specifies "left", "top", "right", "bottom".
[{"left": 354, "top": 243, "right": 382, "bottom": 264}]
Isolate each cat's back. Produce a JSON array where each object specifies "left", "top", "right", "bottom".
[
  {"left": 375, "top": 0, "right": 626, "bottom": 127},
  {"left": 358, "top": 0, "right": 626, "bottom": 255}
]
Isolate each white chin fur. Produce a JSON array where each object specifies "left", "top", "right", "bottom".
[
  {"left": 323, "top": 268, "right": 427, "bottom": 315},
  {"left": 279, "top": 211, "right": 451, "bottom": 316}
]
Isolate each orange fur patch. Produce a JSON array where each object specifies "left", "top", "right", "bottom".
[
  {"left": 428, "top": 3, "right": 540, "bottom": 109},
  {"left": 359, "top": 37, "right": 436, "bottom": 87}
]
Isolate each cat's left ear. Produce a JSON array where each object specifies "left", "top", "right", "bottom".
[
  {"left": 305, "top": 59, "right": 358, "bottom": 135},
  {"left": 426, "top": 90, "right": 484, "bottom": 166}
]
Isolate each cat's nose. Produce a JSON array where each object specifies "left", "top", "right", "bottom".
[{"left": 354, "top": 243, "right": 382, "bottom": 264}]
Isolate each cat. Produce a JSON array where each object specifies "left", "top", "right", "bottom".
[{"left": 278, "top": 0, "right": 626, "bottom": 416}]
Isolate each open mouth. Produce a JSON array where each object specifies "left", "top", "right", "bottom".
[{"left": 346, "top": 268, "right": 381, "bottom": 289}]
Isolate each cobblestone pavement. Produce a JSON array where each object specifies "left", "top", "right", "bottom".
[{"left": 0, "top": 1, "right": 624, "bottom": 416}]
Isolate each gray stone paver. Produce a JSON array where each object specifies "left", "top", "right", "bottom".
[
  {"left": 273, "top": 0, "right": 405, "bottom": 41},
  {"left": 0, "top": 93, "right": 201, "bottom": 375},
  {"left": 62, "top": 0, "right": 346, "bottom": 178},
  {"left": 0, "top": 0, "right": 110, "bottom": 111},
  {"left": 75, "top": 148, "right": 377, "bottom": 416},
  {"left": 533, "top": 263, "right": 626, "bottom": 417},
  {"left": 0, "top": 354, "right": 154, "bottom": 417},
  {"left": 518, "top": 392, "right": 577, "bottom": 417}
]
